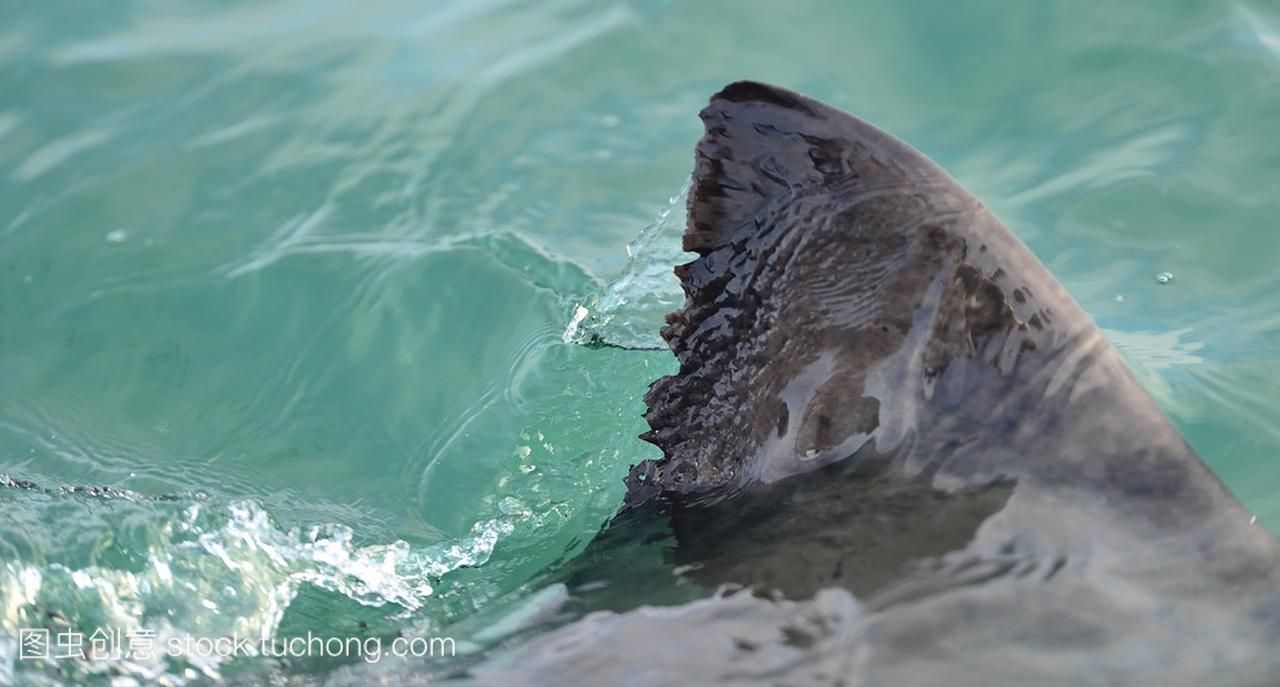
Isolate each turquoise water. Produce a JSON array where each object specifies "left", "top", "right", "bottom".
[{"left": 2, "top": 0, "right": 1279, "bottom": 683}]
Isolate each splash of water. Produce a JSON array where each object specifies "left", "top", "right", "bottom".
[
  {"left": 563, "top": 184, "right": 690, "bottom": 351},
  {"left": 0, "top": 495, "right": 513, "bottom": 683}
]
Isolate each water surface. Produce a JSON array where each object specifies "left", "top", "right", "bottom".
[{"left": 2, "top": 0, "right": 1279, "bottom": 683}]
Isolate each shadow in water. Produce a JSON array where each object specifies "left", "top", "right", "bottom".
[{"left": 560, "top": 452, "right": 1013, "bottom": 613}]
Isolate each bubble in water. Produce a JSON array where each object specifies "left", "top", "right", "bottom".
[
  {"left": 499, "top": 496, "right": 529, "bottom": 516},
  {"left": 105, "top": 229, "right": 127, "bottom": 244},
  {"left": 1155, "top": 271, "right": 1174, "bottom": 285},
  {"left": 562, "top": 305, "right": 590, "bottom": 344},
  {"left": 1115, "top": 294, "right": 1125, "bottom": 302}
]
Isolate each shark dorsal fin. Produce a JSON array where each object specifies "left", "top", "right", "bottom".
[{"left": 627, "top": 81, "right": 1241, "bottom": 536}]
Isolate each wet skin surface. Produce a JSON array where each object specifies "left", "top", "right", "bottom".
[{"left": 628, "top": 81, "right": 1240, "bottom": 527}]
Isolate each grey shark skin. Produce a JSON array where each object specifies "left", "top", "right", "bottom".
[
  {"left": 494, "top": 81, "right": 1280, "bottom": 686},
  {"left": 629, "top": 81, "right": 1238, "bottom": 522}
]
